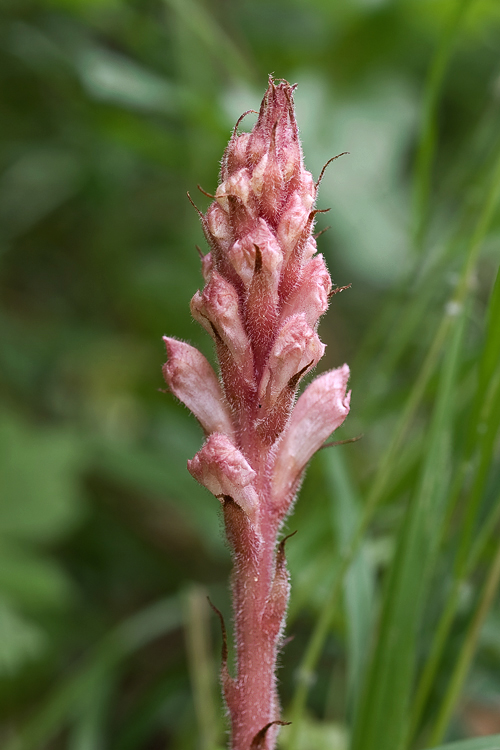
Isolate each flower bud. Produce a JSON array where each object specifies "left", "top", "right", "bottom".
[
  {"left": 228, "top": 219, "right": 283, "bottom": 290},
  {"left": 204, "top": 202, "right": 233, "bottom": 250},
  {"left": 280, "top": 135, "right": 302, "bottom": 183},
  {"left": 216, "top": 168, "right": 255, "bottom": 216},
  {"left": 280, "top": 254, "right": 331, "bottom": 328},
  {"left": 190, "top": 272, "right": 253, "bottom": 376},
  {"left": 252, "top": 149, "right": 284, "bottom": 222},
  {"left": 246, "top": 78, "right": 297, "bottom": 175},
  {"left": 277, "top": 192, "right": 314, "bottom": 263},
  {"left": 188, "top": 433, "right": 259, "bottom": 519},
  {"left": 222, "top": 132, "right": 251, "bottom": 179},
  {"left": 299, "top": 172, "right": 317, "bottom": 210},
  {"left": 303, "top": 237, "right": 317, "bottom": 261},
  {"left": 200, "top": 251, "right": 213, "bottom": 282},
  {"left": 258, "top": 314, "right": 324, "bottom": 409},
  {"left": 227, "top": 235, "right": 257, "bottom": 289}
]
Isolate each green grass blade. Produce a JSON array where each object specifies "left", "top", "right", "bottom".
[
  {"left": 323, "top": 450, "right": 374, "bottom": 713},
  {"left": 69, "top": 676, "right": 114, "bottom": 750},
  {"left": 163, "top": 0, "right": 253, "bottom": 82},
  {"left": 184, "top": 585, "right": 221, "bottom": 750},
  {"left": 425, "top": 735, "right": 500, "bottom": 750},
  {"left": 477, "top": 267, "right": 500, "bottom": 400},
  {"left": 411, "top": 486, "right": 500, "bottom": 744},
  {"left": 410, "top": 266, "right": 500, "bottom": 737},
  {"left": 412, "top": 0, "right": 474, "bottom": 248},
  {"left": 350, "top": 301, "right": 467, "bottom": 750},
  {"left": 429, "top": 540, "right": 500, "bottom": 745}
]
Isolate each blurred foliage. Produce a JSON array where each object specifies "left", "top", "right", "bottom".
[{"left": 0, "top": 0, "right": 500, "bottom": 749}]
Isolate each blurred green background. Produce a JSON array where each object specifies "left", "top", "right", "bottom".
[{"left": 1, "top": 0, "right": 500, "bottom": 748}]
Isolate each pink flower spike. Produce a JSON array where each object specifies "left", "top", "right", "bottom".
[
  {"left": 163, "top": 78, "right": 352, "bottom": 750},
  {"left": 188, "top": 433, "right": 259, "bottom": 520},
  {"left": 271, "top": 364, "right": 351, "bottom": 503},
  {"left": 162, "top": 337, "right": 235, "bottom": 438}
]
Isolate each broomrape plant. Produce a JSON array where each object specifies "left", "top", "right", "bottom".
[{"left": 163, "top": 77, "right": 350, "bottom": 750}]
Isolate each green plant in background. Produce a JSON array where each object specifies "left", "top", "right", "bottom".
[{"left": 1, "top": 0, "right": 500, "bottom": 749}]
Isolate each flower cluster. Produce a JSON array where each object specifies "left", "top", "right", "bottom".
[{"left": 163, "top": 77, "right": 350, "bottom": 750}]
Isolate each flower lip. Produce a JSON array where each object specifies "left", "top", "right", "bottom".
[
  {"left": 162, "top": 336, "right": 235, "bottom": 438},
  {"left": 271, "top": 364, "right": 351, "bottom": 503}
]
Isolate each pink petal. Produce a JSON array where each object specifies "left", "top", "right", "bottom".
[
  {"left": 163, "top": 337, "right": 234, "bottom": 438},
  {"left": 303, "top": 237, "right": 317, "bottom": 260},
  {"left": 271, "top": 364, "right": 351, "bottom": 501}
]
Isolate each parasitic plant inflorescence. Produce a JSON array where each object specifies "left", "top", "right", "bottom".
[{"left": 163, "top": 77, "right": 350, "bottom": 750}]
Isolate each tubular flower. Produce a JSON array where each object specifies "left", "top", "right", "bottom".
[{"left": 163, "top": 77, "right": 350, "bottom": 750}]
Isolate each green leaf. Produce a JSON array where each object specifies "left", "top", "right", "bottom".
[
  {"left": 0, "top": 541, "right": 74, "bottom": 610},
  {"left": 287, "top": 716, "right": 347, "bottom": 750},
  {"left": 0, "top": 413, "right": 84, "bottom": 543},
  {"left": 68, "top": 675, "right": 114, "bottom": 750},
  {"left": 77, "top": 45, "right": 180, "bottom": 113},
  {"left": 0, "top": 596, "right": 47, "bottom": 676},
  {"left": 478, "top": 266, "right": 500, "bottom": 392},
  {"left": 0, "top": 148, "right": 82, "bottom": 237}
]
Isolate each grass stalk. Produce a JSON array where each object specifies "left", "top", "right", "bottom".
[
  {"left": 429, "top": 540, "right": 500, "bottom": 745},
  {"left": 412, "top": 0, "right": 474, "bottom": 249},
  {"left": 184, "top": 586, "right": 220, "bottom": 750}
]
